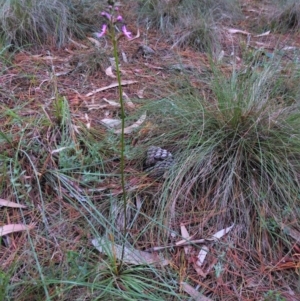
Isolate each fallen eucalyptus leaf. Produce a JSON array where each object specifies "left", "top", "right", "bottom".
[
  {"left": 87, "top": 37, "right": 101, "bottom": 47},
  {"left": 122, "top": 51, "right": 128, "bottom": 63},
  {"left": 217, "top": 50, "right": 225, "bottom": 62},
  {"left": 181, "top": 282, "right": 212, "bottom": 301},
  {"left": 193, "top": 263, "right": 208, "bottom": 278},
  {"left": 196, "top": 245, "right": 209, "bottom": 267},
  {"left": 51, "top": 147, "right": 69, "bottom": 154},
  {"left": 85, "top": 113, "right": 91, "bottom": 129},
  {"left": 103, "top": 98, "right": 120, "bottom": 107},
  {"left": 101, "top": 118, "right": 121, "bottom": 128},
  {"left": 255, "top": 30, "right": 270, "bottom": 37},
  {"left": 137, "top": 88, "right": 145, "bottom": 99},
  {"left": 105, "top": 66, "right": 116, "bottom": 78},
  {"left": 0, "top": 199, "right": 27, "bottom": 209},
  {"left": 92, "top": 237, "right": 169, "bottom": 266},
  {"left": 114, "top": 113, "right": 146, "bottom": 134},
  {"left": 180, "top": 223, "right": 192, "bottom": 255},
  {"left": 69, "top": 38, "right": 88, "bottom": 49},
  {"left": 228, "top": 28, "right": 250, "bottom": 35},
  {"left": 122, "top": 92, "right": 135, "bottom": 109},
  {"left": 85, "top": 80, "right": 138, "bottom": 97},
  {"left": 212, "top": 224, "right": 235, "bottom": 239},
  {"left": 0, "top": 224, "right": 34, "bottom": 236}
]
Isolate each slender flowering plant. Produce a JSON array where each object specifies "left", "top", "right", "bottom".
[
  {"left": 95, "top": 0, "right": 134, "bottom": 267},
  {"left": 95, "top": 5, "right": 132, "bottom": 40}
]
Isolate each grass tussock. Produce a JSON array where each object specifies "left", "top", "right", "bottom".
[
  {"left": 137, "top": 0, "right": 241, "bottom": 53},
  {"left": 0, "top": 0, "right": 105, "bottom": 48},
  {"left": 271, "top": 1, "right": 300, "bottom": 32},
  {"left": 142, "top": 62, "right": 300, "bottom": 260}
]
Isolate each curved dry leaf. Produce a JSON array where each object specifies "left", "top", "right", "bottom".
[
  {"left": 69, "top": 38, "right": 88, "bottom": 49},
  {"left": 92, "top": 237, "right": 169, "bottom": 266},
  {"left": 212, "top": 224, "right": 234, "bottom": 239},
  {"left": 181, "top": 282, "right": 212, "bottom": 301},
  {"left": 122, "top": 51, "right": 128, "bottom": 63},
  {"left": 180, "top": 223, "right": 192, "bottom": 254},
  {"left": 228, "top": 28, "right": 250, "bottom": 35},
  {"left": 128, "top": 28, "right": 140, "bottom": 41},
  {"left": 87, "top": 37, "right": 101, "bottom": 47},
  {"left": 255, "top": 31, "right": 270, "bottom": 37},
  {"left": 0, "top": 224, "right": 34, "bottom": 236},
  {"left": 85, "top": 113, "right": 91, "bottom": 129},
  {"left": 51, "top": 146, "right": 69, "bottom": 154},
  {"left": 101, "top": 118, "right": 121, "bottom": 128},
  {"left": 103, "top": 98, "right": 120, "bottom": 107},
  {"left": 196, "top": 245, "right": 209, "bottom": 267},
  {"left": 137, "top": 88, "right": 145, "bottom": 99},
  {"left": 105, "top": 66, "right": 116, "bottom": 78},
  {"left": 123, "top": 92, "right": 135, "bottom": 109},
  {"left": 180, "top": 223, "right": 190, "bottom": 239},
  {"left": 114, "top": 113, "right": 146, "bottom": 134},
  {"left": 0, "top": 199, "right": 27, "bottom": 208},
  {"left": 85, "top": 80, "right": 138, "bottom": 97}
]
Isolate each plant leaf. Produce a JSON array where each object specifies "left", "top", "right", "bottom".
[
  {"left": 180, "top": 223, "right": 192, "bottom": 254},
  {"left": 181, "top": 282, "right": 212, "bottom": 301},
  {"left": 87, "top": 37, "right": 101, "bottom": 47},
  {"left": 103, "top": 98, "right": 121, "bottom": 107},
  {"left": 255, "top": 30, "right": 270, "bottom": 37},
  {"left": 122, "top": 92, "right": 135, "bottom": 109},
  {"left": 105, "top": 66, "right": 116, "bottom": 78},
  {"left": 92, "top": 237, "right": 169, "bottom": 266},
  {"left": 85, "top": 80, "right": 137, "bottom": 97},
  {"left": 101, "top": 118, "right": 121, "bottom": 128},
  {"left": 212, "top": 224, "right": 234, "bottom": 239},
  {"left": 196, "top": 245, "right": 209, "bottom": 267},
  {"left": 0, "top": 224, "right": 34, "bottom": 236},
  {"left": 228, "top": 28, "right": 250, "bottom": 35},
  {"left": 0, "top": 199, "right": 27, "bottom": 208},
  {"left": 114, "top": 112, "right": 146, "bottom": 134}
]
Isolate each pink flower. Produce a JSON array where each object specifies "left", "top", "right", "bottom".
[
  {"left": 101, "top": 11, "right": 112, "bottom": 21},
  {"left": 95, "top": 24, "right": 107, "bottom": 38},
  {"left": 122, "top": 25, "right": 132, "bottom": 39},
  {"left": 116, "top": 15, "right": 123, "bottom": 22}
]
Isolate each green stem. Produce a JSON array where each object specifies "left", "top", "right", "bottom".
[{"left": 111, "top": 24, "right": 127, "bottom": 267}]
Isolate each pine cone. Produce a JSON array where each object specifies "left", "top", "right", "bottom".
[{"left": 144, "top": 146, "right": 174, "bottom": 178}]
